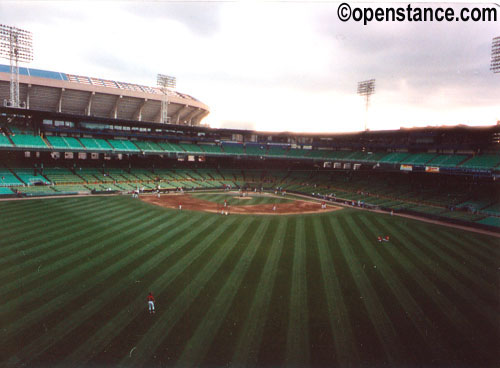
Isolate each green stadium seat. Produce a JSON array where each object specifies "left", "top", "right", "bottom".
[
  {"left": 0, "top": 134, "right": 13, "bottom": 147},
  {"left": 180, "top": 143, "right": 204, "bottom": 154},
  {"left": 199, "top": 144, "right": 224, "bottom": 154},
  {"left": 79, "top": 138, "right": 113, "bottom": 151},
  {"left": 13, "top": 168, "right": 50, "bottom": 185},
  {"left": 378, "top": 152, "right": 411, "bottom": 164},
  {"left": 11, "top": 135, "right": 48, "bottom": 149},
  {"left": 460, "top": 154, "right": 500, "bottom": 170},
  {"left": 222, "top": 143, "right": 244, "bottom": 155},
  {"left": 245, "top": 144, "right": 265, "bottom": 156},
  {"left": 0, "top": 187, "right": 14, "bottom": 195},
  {"left": 0, "top": 169, "right": 23, "bottom": 186},
  {"left": 400, "top": 153, "right": 438, "bottom": 166},
  {"left": 427, "top": 154, "right": 468, "bottom": 167}
]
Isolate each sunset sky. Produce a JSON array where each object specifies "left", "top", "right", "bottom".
[{"left": 0, "top": 1, "right": 498, "bottom": 133}]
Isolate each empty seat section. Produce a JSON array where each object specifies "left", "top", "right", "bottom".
[
  {"left": 0, "top": 168, "right": 23, "bottom": 186},
  {"left": 64, "top": 137, "right": 85, "bottom": 150},
  {"left": 0, "top": 187, "right": 13, "bottom": 195},
  {"left": 52, "top": 185, "right": 91, "bottom": 193},
  {"left": 222, "top": 143, "right": 244, "bottom": 155},
  {"left": 158, "top": 142, "right": 183, "bottom": 153},
  {"left": 199, "top": 144, "right": 223, "bottom": 154},
  {"left": 46, "top": 136, "right": 69, "bottom": 149},
  {"left": 460, "top": 154, "right": 500, "bottom": 170},
  {"left": 13, "top": 185, "right": 56, "bottom": 196},
  {"left": 0, "top": 134, "right": 13, "bottom": 147},
  {"left": 245, "top": 144, "right": 265, "bottom": 156},
  {"left": 180, "top": 143, "right": 204, "bottom": 154},
  {"left": 13, "top": 168, "right": 50, "bottom": 185},
  {"left": 267, "top": 146, "right": 288, "bottom": 157},
  {"left": 11, "top": 134, "right": 48, "bottom": 149},
  {"left": 428, "top": 154, "right": 468, "bottom": 167},
  {"left": 79, "top": 138, "right": 112, "bottom": 151},
  {"left": 76, "top": 168, "right": 113, "bottom": 183},
  {"left": 378, "top": 152, "right": 411, "bottom": 163},
  {"left": 400, "top": 153, "right": 438, "bottom": 165},
  {"left": 44, "top": 168, "right": 85, "bottom": 184},
  {"left": 108, "top": 139, "right": 140, "bottom": 152}
]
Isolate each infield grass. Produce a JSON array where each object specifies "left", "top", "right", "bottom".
[{"left": 0, "top": 195, "right": 498, "bottom": 367}]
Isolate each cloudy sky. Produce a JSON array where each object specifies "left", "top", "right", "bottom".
[{"left": 0, "top": 1, "right": 498, "bottom": 133}]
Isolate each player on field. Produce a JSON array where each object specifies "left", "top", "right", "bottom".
[{"left": 147, "top": 292, "right": 155, "bottom": 314}]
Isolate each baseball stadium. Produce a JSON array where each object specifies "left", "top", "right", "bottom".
[{"left": 0, "top": 23, "right": 499, "bottom": 368}]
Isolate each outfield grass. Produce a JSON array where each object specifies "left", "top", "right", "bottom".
[
  {"left": 0, "top": 196, "right": 498, "bottom": 367},
  {"left": 191, "top": 192, "right": 293, "bottom": 206}
]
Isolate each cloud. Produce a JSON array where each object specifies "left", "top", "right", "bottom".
[{"left": 122, "top": 2, "right": 221, "bottom": 36}]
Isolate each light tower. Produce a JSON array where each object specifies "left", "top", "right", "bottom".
[
  {"left": 357, "top": 79, "right": 375, "bottom": 131},
  {"left": 0, "top": 24, "right": 33, "bottom": 108},
  {"left": 157, "top": 74, "right": 176, "bottom": 124},
  {"left": 491, "top": 36, "right": 500, "bottom": 73}
]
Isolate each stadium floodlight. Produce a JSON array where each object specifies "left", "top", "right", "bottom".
[
  {"left": 491, "top": 36, "right": 500, "bottom": 74},
  {"left": 0, "top": 24, "right": 33, "bottom": 108},
  {"left": 157, "top": 74, "right": 176, "bottom": 124},
  {"left": 357, "top": 79, "right": 376, "bottom": 131}
]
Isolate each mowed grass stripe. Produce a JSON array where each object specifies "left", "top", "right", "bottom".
[
  {"left": 396, "top": 221, "right": 498, "bottom": 323},
  {"left": 449, "top": 227, "right": 500, "bottom": 257},
  {"left": 0, "top": 197, "right": 117, "bottom": 254},
  {"left": 333, "top": 215, "right": 406, "bottom": 365},
  {"left": 366, "top": 215, "right": 471, "bottom": 364},
  {"left": 1, "top": 207, "right": 173, "bottom": 348},
  {"left": 0, "top": 201, "right": 153, "bottom": 301},
  {"left": 0, "top": 199, "right": 139, "bottom": 285},
  {"left": 104, "top": 215, "right": 240, "bottom": 366},
  {"left": 123, "top": 216, "right": 251, "bottom": 366},
  {"left": 0, "top": 204, "right": 167, "bottom": 333},
  {"left": 59, "top": 214, "right": 222, "bottom": 368},
  {"left": 433, "top": 230, "right": 498, "bottom": 272},
  {"left": 342, "top": 214, "right": 420, "bottom": 362},
  {"left": 88, "top": 214, "right": 239, "bottom": 366},
  {"left": 0, "top": 198, "right": 133, "bottom": 263},
  {"left": 9, "top": 209, "right": 193, "bottom": 366},
  {"left": 353, "top": 214, "right": 459, "bottom": 365},
  {"left": 0, "top": 196, "right": 113, "bottom": 241},
  {"left": 200, "top": 217, "right": 281, "bottom": 367},
  {"left": 285, "top": 217, "right": 310, "bottom": 366},
  {"left": 148, "top": 217, "right": 262, "bottom": 366},
  {"left": 0, "top": 197, "right": 73, "bottom": 222},
  {"left": 412, "top": 224, "right": 498, "bottom": 291},
  {"left": 231, "top": 218, "right": 288, "bottom": 367},
  {"left": 34, "top": 213, "right": 211, "bottom": 367},
  {"left": 0, "top": 196, "right": 104, "bottom": 222},
  {"left": 302, "top": 215, "right": 336, "bottom": 366},
  {"left": 314, "top": 215, "right": 360, "bottom": 367},
  {"left": 376, "top": 217, "right": 496, "bottom": 362},
  {"left": 174, "top": 220, "right": 271, "bottom": 368},
  {"left": 257, "top": 217, "right": 296, "bottom": 366}
]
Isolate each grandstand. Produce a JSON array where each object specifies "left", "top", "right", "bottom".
[{"left": 0, "top": 64, "right": 209, "bottom": 126}]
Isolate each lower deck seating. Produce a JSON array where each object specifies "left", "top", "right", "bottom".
[{"left": 13, "top": 169, "right": 50, "bottom": 185}]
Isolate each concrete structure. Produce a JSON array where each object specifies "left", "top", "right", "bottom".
[{"left": 0, "top": 64, "right": 209, "bottom": 126}]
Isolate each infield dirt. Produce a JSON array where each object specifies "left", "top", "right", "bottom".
[{"left": 140, "top": 193, "right": 342, "bottom": 215}]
